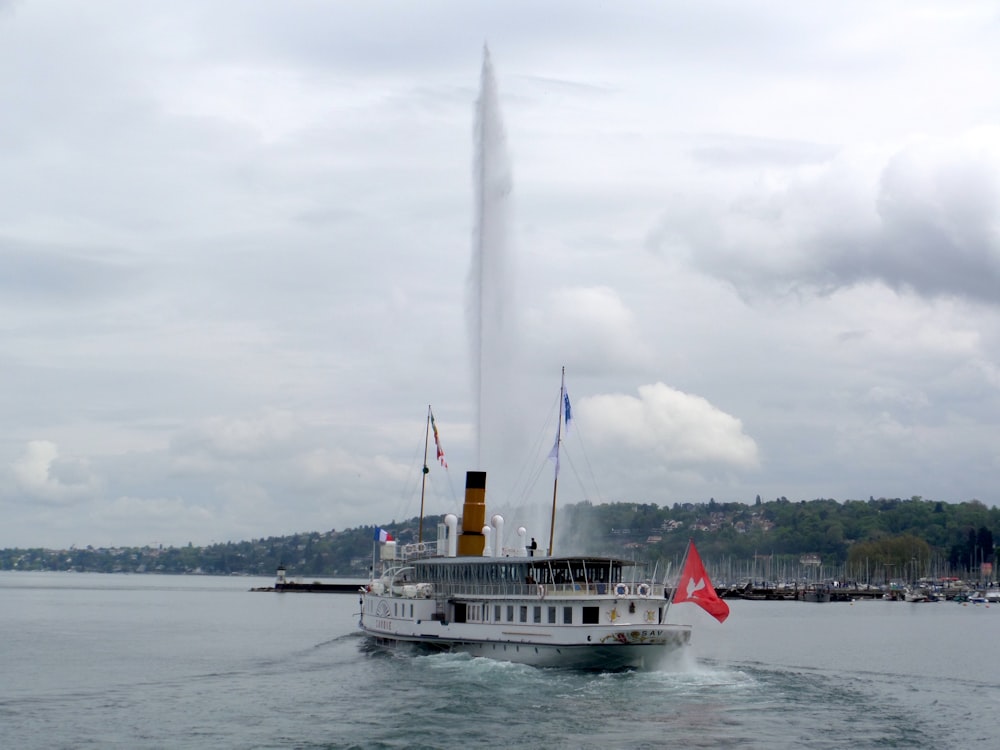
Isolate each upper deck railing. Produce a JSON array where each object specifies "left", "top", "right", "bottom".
[{"left": 384, "top": 575, "right": 665, "bottom": 600}]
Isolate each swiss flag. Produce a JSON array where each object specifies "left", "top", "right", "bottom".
[{"left": 672, "top": 541, "right": 730, "bottom": 623}]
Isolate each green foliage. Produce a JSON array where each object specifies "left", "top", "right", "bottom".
[
  {"left": 0, "top": 497, "right": 997, "bottom": 579},
  {"left": 846, "top": 534, "right": 932, "bottom": 577}
]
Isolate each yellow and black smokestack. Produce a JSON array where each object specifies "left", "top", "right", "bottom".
[{"left": 457, "top": 470, "right": 487, "bottom": 556}]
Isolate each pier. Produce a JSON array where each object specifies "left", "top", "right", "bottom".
[
  {"left": 250, "top": 580, "right": 362, "bottom": 593},
  {"left": 250, "top": 566, "right": 364, "bottom": 593},
  {"left": 716, "top": 584, "right": 871, "bottom": 601},
  {"left": 716, "top": 583, "right": 993, "bottom": 602}
]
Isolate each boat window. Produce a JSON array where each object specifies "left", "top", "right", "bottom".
[
  {"left": 506, "top": 605, "right": 514, "bottom": 622},
  {"left": 547, "top": 606, "right": 556, "bottom": 624},
  {"left": 519, "top": 605, "right": 527, "bottom": 623},
  {"left": 582, "top": 606, "right": 599, "bottom": 624},
  {"left": 494, "top": 605, "right": 501, "bottom": 622},
  {"left": 563, "top": 606, "right": 572, "bottom": 624},
  {"left": 533, "top": 606, "right": 541, "bottom": 624}
]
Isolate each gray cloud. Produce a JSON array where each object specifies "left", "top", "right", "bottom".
[
  {"left": 873, "top": 137, "right": 1000, "bottom": 301},
  {"left": 1, "top": 239, "right": 140, "bottom": 303},
  {"left": 652, "top": 133, "right": 1000, "bottom": 305},
  {"left": 3, "top": 2, "right": 1000, "bottom": 547}
]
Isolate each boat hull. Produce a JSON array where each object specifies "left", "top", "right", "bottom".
[
  {"left": 362, "top": 629, "right": 690, "bottom": 670},
  {"left": 359, "top": 587, "right": 692, "bottom": 670}
]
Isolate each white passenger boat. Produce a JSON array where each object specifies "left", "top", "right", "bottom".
[{"left": 358, "top": 375, "right": 729, "bottom": 670}]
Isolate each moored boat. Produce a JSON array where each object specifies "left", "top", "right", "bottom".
[
  {"left": 800, "top": 582, "right": 832, "bottom": 603},
  {"left": 903, "top": 586, "right": 936, "bottom": 603}
]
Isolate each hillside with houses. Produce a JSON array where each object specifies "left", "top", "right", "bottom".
[{"left": 2, "top": 495, "right": 997, "bottom": 584}]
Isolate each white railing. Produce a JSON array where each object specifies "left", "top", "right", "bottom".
[{"left": 421, "top": 581, "right": 666, "bottom": 599}]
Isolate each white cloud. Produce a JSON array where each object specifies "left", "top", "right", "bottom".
[
  {"left": 172, "top": 409, "right": 302, "bottom": 461},
  {"left": 11, "top": 441, "right": 102, "bottom": 506},
  {"left": 524, "top": 286, "right": 651, "bottom": 373},
  {"left": 583, "top": 383, "right": 760, "bottom": 471}
]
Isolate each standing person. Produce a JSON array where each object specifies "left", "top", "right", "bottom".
[{"left": 529, "top": 538, "right": 538, "bottom": 557}]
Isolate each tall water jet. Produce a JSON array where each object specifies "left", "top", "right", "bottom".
[{"left": 469, "top": 46, "right": 515, "bottom": 470}]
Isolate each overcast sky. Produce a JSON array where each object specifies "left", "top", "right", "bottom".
[{"left": 3, "top": 1, "right": 1000, "bottom": 550}]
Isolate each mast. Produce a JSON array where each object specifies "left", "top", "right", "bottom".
[
  {"left": 418, "top": 405, "right": 431, "bottom": 543},
  {"left": 663, "top": 539, "right": 693, "bottom": 619},
  {"left": 547, "top": 366, "right": 566, "bottom": 556}
]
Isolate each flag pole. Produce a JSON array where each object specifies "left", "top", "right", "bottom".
[
  {"left": 664, "top": 538, "right": 693, "bottom": 618},
  {"left": 547, "top": 366, "right": 566, "bottom": 557},
  {"left": 418, "top": 405, "right": 431, "bottom": 543}
]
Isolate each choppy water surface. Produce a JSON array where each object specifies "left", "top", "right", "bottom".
[{"left": 1, "top": 572, "right": 996, "bottom": 749}]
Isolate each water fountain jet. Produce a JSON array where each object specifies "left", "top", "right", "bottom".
[{"left": 469, "top": 45, "right": 515, "bottom": 471}]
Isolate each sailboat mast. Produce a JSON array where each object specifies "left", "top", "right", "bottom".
[
  {"left": 418, "top": 405, "right": 431, "bottom": 543},
  {"left": 547, "top": 367, "right": 565, "bottom": 557}
]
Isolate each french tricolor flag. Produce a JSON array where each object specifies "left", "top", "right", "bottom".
[{"left": 374, "top": 527, "right": 393, "bottom": 543}]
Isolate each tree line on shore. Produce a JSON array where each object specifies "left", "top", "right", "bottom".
[{"left": 1, "top": 495, "right": 997, "bottom": 581}]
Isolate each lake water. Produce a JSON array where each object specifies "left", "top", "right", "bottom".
[{"left": 1, "top": 572, "right": 997, "bottom": 749}]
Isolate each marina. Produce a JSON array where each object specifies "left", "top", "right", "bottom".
[{"left": 718, "top": 580, "right": 999, "bottom": 602}]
